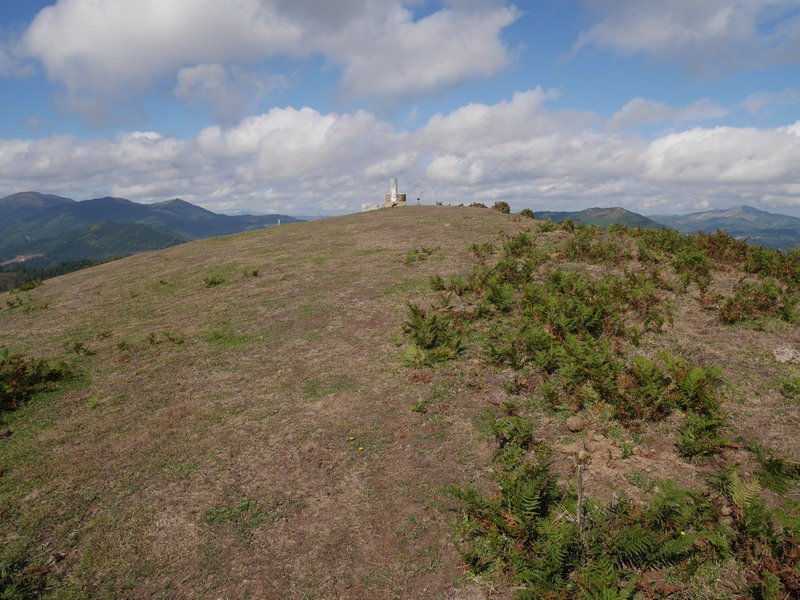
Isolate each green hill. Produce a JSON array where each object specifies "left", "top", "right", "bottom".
[
  {"left": 1, "top": 207, "right": 798, "bottom": 598},
  {"left": 0, "top": 192, "right": 302, "bottom": 266},
  {"left": 534, "top": 206, "right": 665, "bottom": 228},
  {"left": 9, "top": 221, "right": 189, "bottom": 266}
]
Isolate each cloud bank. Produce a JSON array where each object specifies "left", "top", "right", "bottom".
[
  {"left": 2, "top": 90, "right": 799, "bottom": 214},
  {"left": 574, "top": 0, "right": 800, "bottom": 74},
  {"left": 19, "top": 0, "right": 519, "bottom": 121}
]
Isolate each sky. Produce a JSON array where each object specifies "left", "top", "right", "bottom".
[{"left": 1, "top": 1, "right": 799, "bottom": 216}]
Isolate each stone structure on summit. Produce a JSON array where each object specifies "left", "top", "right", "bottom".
[{"left": 362, "top": 178, "right": 407, "bottom": 212}]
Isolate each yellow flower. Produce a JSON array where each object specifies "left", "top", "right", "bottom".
[
  {"left": 358, "top": 447, "right": 364, "bottom": 452},
  {"left": 348, "top": 436, "right": 355, "bottom": 441}
]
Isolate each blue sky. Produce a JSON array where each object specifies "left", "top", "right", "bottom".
[{"left": 1, "top": 0, "right": 799, "bottom": 215}]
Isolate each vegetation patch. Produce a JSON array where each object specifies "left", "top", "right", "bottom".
[
  {"left": 402, "top": 304, "right": 464, "bottom": 366},
  {"left": 204, "top": 497, "right": 274, "bottom": 534},
  {"left": 201, "top": 329, "right": 256, "bottom": 349},
  {"left": 400, "top": 223, "right": 800, "bottom": 597},
  {"left": 405, "top": 246, "right": 439, "bottom": 265},
  {"left": 781, "top": 374, "right": 800, "bottom": 402},
  {"left": 563, "top": 227, "right": 630, "bottom": 264},
  {"left": 203, "top": 274, "right": 226, "bottom": 287},
  {"left": 719, "top": 280, "right": 797, "bottom": 325},
  {"left": 450, "top": 412, "right": 800, "bottom": 599},
  {"left": 1, "top": 348, "right": 73, "bottom": 413},
  {"left": 0, "top": 542, "right": 54, "bottom": 598},
  {"left": 4, "top": 292, "right": 49, "bottom": 313}
]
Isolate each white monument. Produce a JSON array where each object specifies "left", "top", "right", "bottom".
[
  {"left": 384, "top": 177, "right": 406, "bottom": 207},
  {"left": 361, "top": 178, "right": 407, "bottom": 211}
]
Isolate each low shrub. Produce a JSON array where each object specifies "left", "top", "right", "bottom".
[
  {"left": 677, "top": 410, "right": 729, "bottom": 458},
  {"left": 673, "top": 249, "right": 712, "bottom": 291},
  {"left": 519, "top": 208, "right": 535, "bottom": 219},
  {"left": 402, "top": 304, "right": 464, "bottom": 365},
  {"left": 15, "top": 280, "right": 43, "bottom": 292},
  {"left": 564, "top": 229, "right": 630, "bottom": 264},
  {"left": 750, "top": 445, "right": 800, "bottom": 493},
  {"left": 492, "top": 201, "right": 511, "bottom": 214},
  {"left": 469, "top": 242, "right": 496, "bottom": 261},
  {"left": 539, "top": 219, "right": 556, "bottom": 232},
  {"left": 697, "top": 230, "right": 748, "bottom": 263},
  {"left": 405, "top": 246, "right": 438, "bottom": 265},
  {"left": 1, "top": 349, "right": 72, "bottom": 413},
  {"left": 428, "top": 274, "right": 446, "bottom": 291},
  {"left": 204, "top": 274, "right": 225, "bottom": 287}
]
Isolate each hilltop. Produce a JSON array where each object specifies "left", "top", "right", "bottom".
[{"left": 1, "top": 207, "right": 799, "bottom": 598}]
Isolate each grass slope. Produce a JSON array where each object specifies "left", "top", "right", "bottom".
[{"left": 1, "top": 207, "right": 799, "bottom": 599}]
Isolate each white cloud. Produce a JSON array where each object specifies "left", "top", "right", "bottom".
[
  {"left": 18, "top": 0, "right": 519, "bottom": 121},
  {"left": 642, "top": 124, "right": 800, "bottom": 183},
  {"left": 327, "top": 5, "right": 519, "bottom": 99},
  {"left": 0, "top": 31, "right": 34, "bottom": 77},
  {"left": 574, "top": 0, "right": 800, "bottom": 74},
  {"left": 608, "top": 98, "right": 728, "bottom": 130},
  {"left": 173, "top": 64, "right": 286, "bottom": 123},
  {"left": 2, "top": 92, "right": 800, "bottom": 216},
  {"left": 744, "top": 89, "right": 800, "bottom": 115}
]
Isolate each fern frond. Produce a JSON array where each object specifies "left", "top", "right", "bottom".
[
  {"left": 610, "top": 525, "right": 655, "bottom": 567},
  {"left": 728, "top": 471, "right": 761, "bottom": 510},
  {"left": 647, "top": 534, "right": 694, "bottom": 567}
]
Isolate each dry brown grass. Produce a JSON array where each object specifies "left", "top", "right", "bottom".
[{"left": 1, "top": 206, "right": 798, "bottom": 598}]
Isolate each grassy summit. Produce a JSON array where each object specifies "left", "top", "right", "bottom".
[{"left": 1, "top": 207, "right": 799, "bottom": 598}]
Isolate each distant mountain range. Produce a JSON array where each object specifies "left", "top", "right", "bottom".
[
  {"left": 532, "top": 205, "right": 800, "bottom": 249},
  {"left": 0, "top": 192, "right": 301, "bottom": 267},
  {"left": 650, "top": 205, "right": 800, "bottom": 249}
]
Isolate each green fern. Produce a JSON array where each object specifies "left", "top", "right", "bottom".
[
  {"left": 728, "top": 472, "right": 762, "bottom": 510},
  {"left": 577, "top": 555, "right": 619, "bottom": 596},
  {"left": 677, "top": 410, "right": 729, "bottom": 458},
  {"left": 752, "top": 447, "right": 800, "bottom": 493},
  {"left": 610, "top": 525, "right": 655, "bottom": 567},
  {"left": 648, "top": 534, "right": 694, "bottom": 567},
  {"left": 516, "top": 480, "right": 542, "bottom": 524}
]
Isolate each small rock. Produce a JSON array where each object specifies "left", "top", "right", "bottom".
[
  {"left": 566, "top": 416, "right": 585, "bottom": 432},
  {"left": 773, "top": 347, "right": 800, "bottom": 364},
  {"left": 0, "top": 429, "right": 11, "bottom": 438},
  {"left": 720, "top": 506, "right": 732, "bottom": 516}
]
